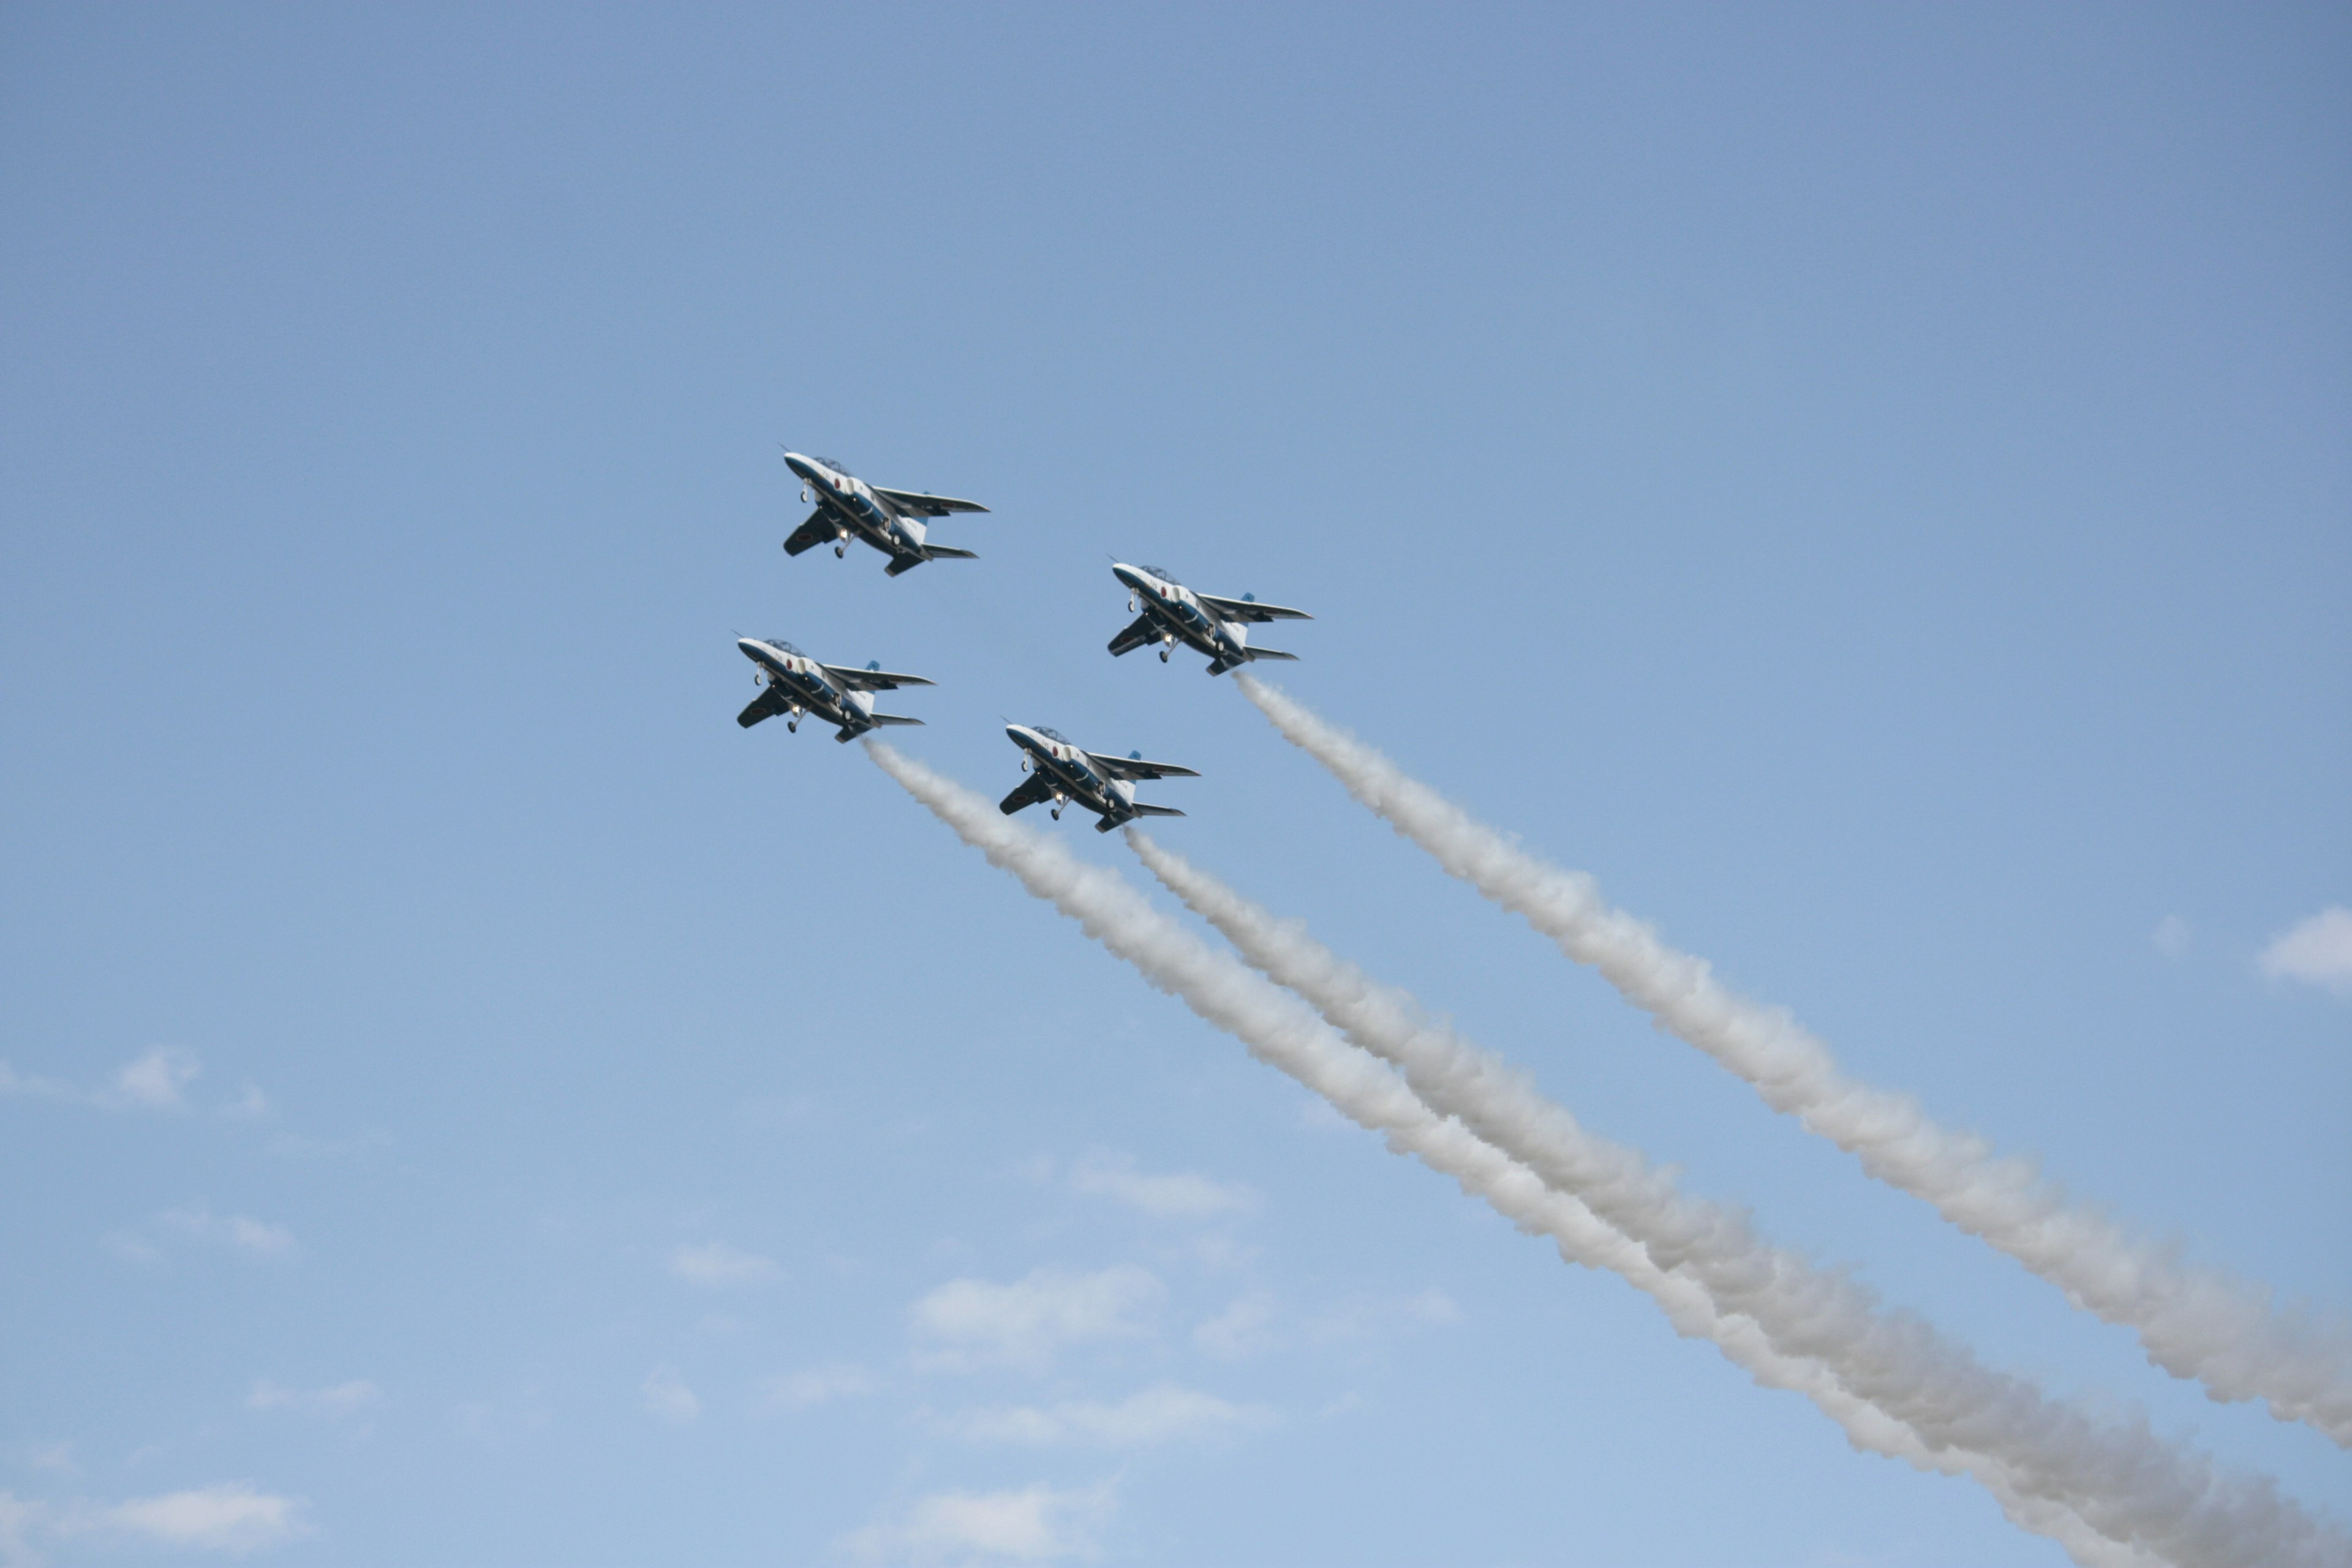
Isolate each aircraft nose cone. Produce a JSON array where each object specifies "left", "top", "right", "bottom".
[
  {"left": 1111, "top": 563, "right": 1144, "bottom": 590},
  {"left": 782, "top": 452, "right": 814, "bottom": 481}
]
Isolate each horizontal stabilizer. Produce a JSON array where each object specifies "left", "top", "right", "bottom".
[
  {"left": 737, "top": 688, "right": 788, "bottom": 729},
  {"left": 1246, "top": 647, "right": 1297, "bottom": 662},
  {"left": 823, "top": 663, "right": 935, "bottom": 692},
  {"left": 1088, "top": 752, "right": 1200, "bottom": 782},
  {"left": 1100, "top": 803, "right": 1185, "bottom": 831},
  {"left": 873, "top": 486, "right": 989, "bottom": 516},
  {"left": 883, "top": 543, "right": 978, "bottom": 578},
  {"left": 1199, "top": 593, "right": 1312, "bottom": 624},
  {"left": 834, "top": 714, "right": 927, "bottom": 742}
]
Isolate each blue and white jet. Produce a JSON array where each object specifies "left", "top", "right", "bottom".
[
  {"left": 736, "top": 635, "right": 933, "bottom": 742},
  {"left": 782, "top": 451, "right": 990, "bottom": 577},
  {"left": 999, "top": 723, "right": 1198, "bottom": 832},
  {"left": 1107, "top": 563, "right": 1312, "bottom": 675}
]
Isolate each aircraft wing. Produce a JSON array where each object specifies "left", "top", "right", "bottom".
[
  {"left": 783, "top": 508, "right": 838, "bottom": 556},
  {"left": 1088, "top": 752, "right": 1200, "bottom": 782},
  {"left": 1197, "top": 594, "right": 1312, "bottom": 624},
  {"left": 999, "top": 774, "right": 1054, "bottom": 815},
  {"left": 1106, "top": 612, "right": 1159, "bottom": 658},
  {"left": 737, "top": 687, "right": 790, "bottom": 729},
  {"left": 873, "top": 486, "right": 990, "bottom": 516},
  {"left": 821, "top": 664, "right": 936, "bottom": 692}
]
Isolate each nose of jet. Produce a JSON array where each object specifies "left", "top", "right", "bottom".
[
  {"left": 737, "top": 637, "right": 766, "bottom": 661},
  {"left": 782, "top": 451, "right": 816, "bottom": 483},
  {"left": 1110, "top": 563, "right": 1144, "bottom": 592}
]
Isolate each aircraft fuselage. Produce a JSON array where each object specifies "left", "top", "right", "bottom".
[
  {"left": 1005, "top": 723, "right": 1144, "bottom": 829},
  {"left": 739, "top": 637, "right": 880, "bottom": 739},
  {"left": 1112, "top": 564, "right": 1252, "bottom": 669},
  {"left": 784, "top": 453, "right": 930, "bottom": 566}
]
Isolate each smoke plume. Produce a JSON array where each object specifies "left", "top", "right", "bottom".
[
  {"left": 1235, "top": 673, "right": 2352, "bottom": 1448},
  {"left": 865, "top": 742, "right": 2217, "bottom": 1567},
  {"left": 1130, "top": 829, "right": 2345, "bottom": 1568}
]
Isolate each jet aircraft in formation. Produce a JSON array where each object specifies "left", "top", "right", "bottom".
[
  {"left": 998, "top": 723, "right": 1197, "bottom": 832},
  {"left": 782, "top": 451, "right": 990, "bottom": 577},
  {"left": 739, "top": 447, "right": 1323, "bottom": 827},
  {"left": 1107, "top": 562, "right": 1313, "bottom": 675},
  {"left": 736, "top": 635, "right": 933, "bottom": 742}
]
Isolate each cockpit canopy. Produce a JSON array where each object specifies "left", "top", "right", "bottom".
[
  {"left": 813, "top": 456, "right": 850, "bottom": 475},
  {"left": 1033, "top": 725, "right": 1071, "bottom": 744},
  {"left": 762, "top": 637, "right": 805, "bottom": 657},
  {"left": 1140, "top": 565, "right": 1181, "bottom": 586}
]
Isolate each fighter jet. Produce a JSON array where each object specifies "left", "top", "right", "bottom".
[
  {"left": 1107, "top": 562, "right": 1313, "bottom": 674},
  {"left": 781, "top": 451, "right": 989, "bottom": 576},
  {"left": 736, "top": 635, "right": 933, "bottom": 742},
  {"left": 999, "top": 723, "right": 1198, "bottom": 832}
]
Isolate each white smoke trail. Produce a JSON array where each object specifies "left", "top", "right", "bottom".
[
  {"left": 862, "top": 742, "right": 2178, "bottom": 1568},
  {"left": 1235, "top": 673, "right": 2352, "bottom": 1447},
  {"left": 1130, "top": 830, "right": 2346, "bottom": 1568}
]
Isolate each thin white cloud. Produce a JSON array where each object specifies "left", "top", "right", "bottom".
[
  {"left": 0, "top": 1049, "right": 267, "bottom": 1120},
  {"left": 936, "top": 1383, "right": 1275, "bottom": 1448},
  {"left": 910, "top": 1266, "right": 1163, "bottom": 1371},
  {"left": 1067, "top": 1150, "right": 1257, "bottom": 1221},
  {"left": 114, "top": 1047, "right": 199, "bottom": 1109},
  {"left": 12, "top": 1443, "right": 77, "bottom": 1479},
  {"left": 641, "top": 1366, "right": 700, "bottom": 1425},
  {"left": 2152, "top": 914, "right": 2191, "bottom": 960},
  {"left": 9, "top": 1483, "right": 309, "bottom": 1555},
  {"left": 1193, "top": 1289, "right": 1459, "bottom": 1360},
  {"left": 247, "top": 1380, "right": 380, "bottom": 1419},
  {"left": 668, "top": 1241, "right": 781, "bottom": 1287},
  {"left": 0, "top": 1062, "right": 78, "bottom": 1103},
  {"left": 88, "top": 1483, "right": 306, "bottom": 1552},
  {"left": 758, "top": 1362, "right": 872, "bottom": 1412},
  {"left": 101, "top": 1231, "right": 165, "bottom": 1267},
  {"left": 157, "top": 1205, "right": 295, "bottom": 1259},
  {"left": 842, "top": 1482, "right": 1114, "bottom": 1564},
  {"left": 2259, "top": 906, "right": 2352, "bottom": 996},
  {"left": 1193, "top": 1293, "right": 1281, "bottom": 1360}
]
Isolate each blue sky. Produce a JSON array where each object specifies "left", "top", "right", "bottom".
[{"left": 2, "top": 4, "right": 2346, "bottom": 1563}]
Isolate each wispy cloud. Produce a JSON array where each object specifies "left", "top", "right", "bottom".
[
  {"left": 2259, "top": 906, "right": 2352, "bottom": 996},
  {"left": 641, "top": 1366, "right": 699, "bottom": 1425},
  {"left": 105, "top": 1205, "right": 295, "bottom": 1267},
  {"left": 1193, "top": 1289, "right": 1459, "bottom": 1360},
  {"left": 113, "top": 1047, "right": 199, "bottom": 1109},
  {"left": 911, "top": 1267, "right": 1163, "bottom": 1371},
  {"left": 89, "top": 1483, "right": 307, "bottom": 1552},
  {"left": 842, "top": 1481, "right": 1115, "bottom": 1564},
  {"left": 2152, "top": 914, "right": 2191, "bottom": 960},
  {"left": 0, "top": 1048, "right": 267, "bottom": 1120},
  {"left": 157, "top": 1205, "right": 295, "bottom": 1258},
  {"left": 1, "top": 1482, "right": 310, "bottom": 1558},
  {"left": 1067, "top": 1150, "right": 1257, "bottom": 1222},
  {"left": 668, "top": 1241, "right": 781, "bottom": 1287},
  {"left": 247, "top": 1380, "right": 380, "bottom": 1419},
  {"left": 757, "top": 1362, "right": 873, "bottom": 1413},
  {"left": 934, "top": 1383, "right": 1274, "bottom": 1448}
]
